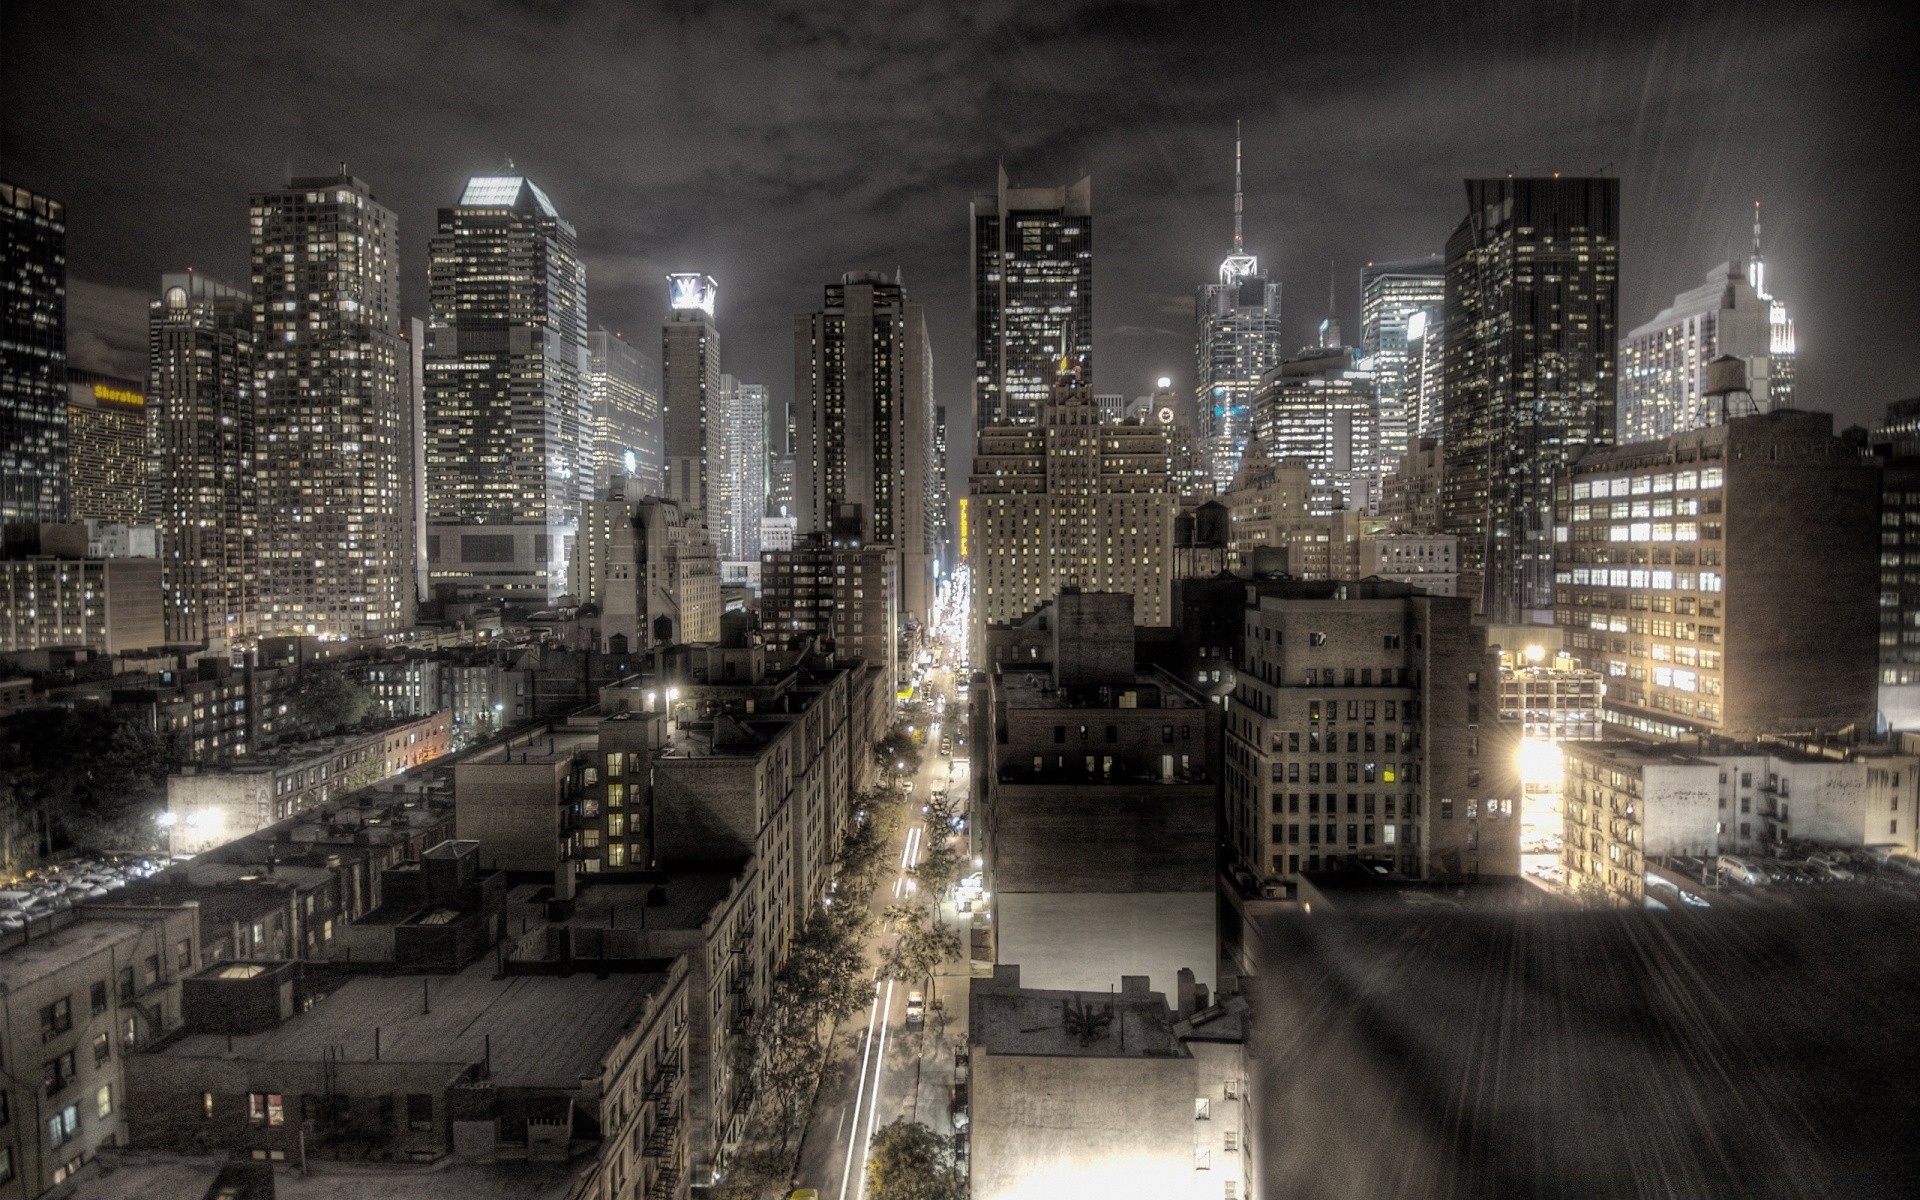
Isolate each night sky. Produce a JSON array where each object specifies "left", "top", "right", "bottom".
[{"left": 7, "top": 0, "right": 1918, "bottom": 465}]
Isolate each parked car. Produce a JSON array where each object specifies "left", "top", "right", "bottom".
[{"left": 905, "top": 991, "right": 925, "bottom": 1030}]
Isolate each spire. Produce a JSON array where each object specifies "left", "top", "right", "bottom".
[
  {"left": 1233, "top": 119, "right": 1244, "bottom": 254},
  {"left": 1748, "top": 199, "right": 1768, "bottom": 298},
  {"left": 1752, "top": 198, "right": 1763, "bottom": 261}
]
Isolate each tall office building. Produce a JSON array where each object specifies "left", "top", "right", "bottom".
[
  {"left": 970, "top": 168, "right": 1092, "bottom": 428},
  {"left": 586, "top": 328, "right": 663, "bottom": 496},
  {"left": 64, "top": 369, "right": 147, "bottom": 524},
  {"left": 794, "top": 272, "right": 935, "bottom": 620},
  {"left": 150, "top": 272, "right": 256, "bottom": 644},
  {"left": 251, "top": 171, "right": 408, "bottom": 637},
  {"left": 1618, "top": 207, "right": 1795, "bottom": 442},
  {"left": 969, "top": 350, "right": 1174, "bottom": 657},
  {"left": 721, "top": 375, "right": 769, "bottom": 562},
  {"left": 1251, "top": 342, "right": 1380, "bottom": 514},
  {"left": 424, "top": 174, "right": 589, "bottom": 605},
  {"left": 662, "top": 273, "right": 725, "bottom": 542},
  {"left": 931, "top": 404, "right": 953, "bottom": 575},
  {"left": 1443, "top": 177, "right": 1619, "bottom": 623},
  {"left": 1196, "top": 126, "right": 1283, "bottom": 494},
  {"left": 400, "top": 317, "right": 427, "bottom": 610},
  {"left": 2, "top": 181, "right": 68, "bottom": 523},
  {"left": 1359, "top": 256, "right": 1444, "bottom": 466},
  {"left": 1406, "top": 305, "right": 1446, "bottom": 439}
]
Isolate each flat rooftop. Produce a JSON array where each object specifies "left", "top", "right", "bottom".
[
  {"left": 68, "top": 1151, "right": 578, "bottom": 1199},
  {"left": 0, "top": 915, "right": 153, "bottom": 989},
  {"left": 460, "top": 727, "right": 598, "bottom": 766},
  {"left": 971, "top": 975, "right": 1188, "bottom": 1059},
  {"left": 504, "top": 868, "right": 747, "bottom": 941},
  {"left": 994, "top": 666, "right": 1203, "bottom": 711},
  {"left": 156, "top": 949, "right": 672, "bottom": 1088}
]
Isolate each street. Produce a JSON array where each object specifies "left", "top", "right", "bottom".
[{"left": 793, "top": 581, "right": 974, "bottom": 1200}]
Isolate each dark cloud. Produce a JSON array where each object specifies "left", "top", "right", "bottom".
[{"left": 6, "top": 0, "right": 1918, "bottom": 464}]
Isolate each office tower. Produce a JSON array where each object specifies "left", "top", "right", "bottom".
[
  {"left": 1618, "top": 208, "right": 1795, "bottom": 443},
  {"left": 931, "top": 404, "right": 952, "bottom": 574},
  {"left": 1554, "top": 409, "right": 1877, "bottom": 741},
  {"left": 1872, "top": 400, "right": 1920, "bottom": 727},
  {"left": 586, "top": 328, "right": 662, "bottom": 497},
  {"left": 970, "top": 168, "right": 1092, "bottom": 427},
  {"left": 721, "top": 375, "right": 768, "bottom": 562},
  {"left": 250, "top": 172, "right": 407, "bottom": 638},
  {"left": 423, "top": 174, "right": 588, "bottom": 605},
  {"left": 969, "top": 351, "right": 1174, "bottom": 657},
  {"left": 1443, "top": 177, "right": 1619, "bottom": 623},
  {"left": 149, "top": 272, "right": 256, "bottom": 644},
  {"left": 1381, "top": 435, "right": 1445, "bottom": 533},
  {"left": 2, "top": 182, "right": 68, "bottom": 523},
  {"left": 1093, "top": 393, "right": 1127, "bottom": 423},
  {"left": 1223, "top": 580, "right": 1517, "bottom": 884},
  {"left": 760, "top": 531, "right": 900, "bottom": 687},
  {"left": 1251, "top": 343, "right": 1380, "bottom": 513},
  {"left": 1, "top": 523, "right": 163, "bottom": 654},
  {"left": 662, "top": 273, "right": 724, "bottom": 542},
  {"left": 400, "top": 317, "right": 427, "bottom": 612},
  {"left": 1196, "top": 127, "right": 1283, "bottom": 494},
  {"left": 794, "top": 272, "right": 935, "bottom": 620},
  {"left": 1359, "top": 256, "right": 1444, "bottom": 466},
  {"left": 1406, "top": 305, "right": 1446, "bottom": 438},
  {"left": 64, "top": 369, "right": 147, "bottom": 524}
]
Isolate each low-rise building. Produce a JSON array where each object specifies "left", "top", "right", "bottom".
[
  {"left": 0, "top": 904, "right": 200, "bottom": 1195},
  {"left": 967, "top": 965, "right": 1249, "bottom": 1200}
]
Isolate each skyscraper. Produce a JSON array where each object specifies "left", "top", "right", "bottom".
[
  {"left": 251, "top": 171, "right": 407, "bottom": 637},
  {"left": 931, "top": 404, "right": 952, "bottom": 575},
  {"left": 1617, "top": 206, "right": 1795, "bottom": 443},
  {"left": 722, "top": 374, "right": 768, "bottom": 562},
  {"left": 794, "top": 272, "right": 935, "bottom": 620},
  {"left": 1443, "top": 177, "right": 1619, "bottom": 623},
  {"left": 1251, "top": 343, "right": 1380, "bottom": 514},
  {"left": 970, "top": 168, "right": 1092, "bottom": 428},
  {"left": 1359, "top": 256, "right": 1445, "bottom": 467},
  {"left": 587, "top": 328, "right": 663, "bottom": 496},
  {"left": 424, "top": 174, "right": 589, "bottom": 605},
  {"left": 2, "top": 181, "right": 68, "bottom": 523},
  {"left": 1405, "top": 305, "right": 1446, "bottom": 439},
  {"left": 662, "top": 273, "right": 724, "bottom": 541},
  {"left": 1196, "top": 125, "right": 1282, "bottom": 494},
  {"left": 150, "top": 271, "right": 256, "bottom": 644},
  {"left": 64, "top": 369, "right": 148, "bottom": 524}
]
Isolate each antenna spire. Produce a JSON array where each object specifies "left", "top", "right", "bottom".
[
  {"left": 1233, "top": 120, "right": 1244, "bottom": 253},
  {"left": 1328, "top": 260, "right": 1336, "bottom": 320},
  {"left": 1752, "top": 198, "right": 1763, "bottom": 260}
]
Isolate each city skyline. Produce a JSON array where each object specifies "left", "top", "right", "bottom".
[{"left": 6, "top": 1, "right": 1918, "bottom": 471}]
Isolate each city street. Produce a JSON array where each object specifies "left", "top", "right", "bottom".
[{"left": 793, "top": 579, "right": 974, "bottom": 1200}]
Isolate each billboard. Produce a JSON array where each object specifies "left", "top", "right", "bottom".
[{"left": 667, "top": 272, "right": 718, "bottom": 316}]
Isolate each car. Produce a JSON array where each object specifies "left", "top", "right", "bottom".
[
  {"left": 940, "top": 741, "right": 952, "bottom": 757},
  {"left": 902, "top": 782, "right": 914, "bottom": 795},
  {"left": 905, "top": 991, "right": 925, "bottom": 1029}
]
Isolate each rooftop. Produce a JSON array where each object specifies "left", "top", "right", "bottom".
[
  {"left": 460, "top": 726, "right": 598, "bottom": 766},
  {"left": 157, "top": 947, "right": 674, "bottom": 1089},
  {"left": 995, "top": 665, "right": 1203, "bottom": 710},
  {"left": 505, "top": 868, "right": 748, "bottom": 942},
  {"left": 0, "top": 915, "right": 156, "bottom": 989},
  {"left": 69, "top": 1151, "right": 579, "bottom": 1200},
  {"left": 971, "top": 971, "right": 1189, "bottom": 1059}
]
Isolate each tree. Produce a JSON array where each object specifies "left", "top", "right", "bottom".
[
  {"left": 880, "top": 899, "right": 963, "bottom": 1007},
  {"left": 866, "top": 1118, "right": 966, "bottom": 1200},
  {"left": 0, "top": 707, "right": 174, "bottom": 866},
  {"left": 285, "top": 669, "right": 377, "bottom": 737}
]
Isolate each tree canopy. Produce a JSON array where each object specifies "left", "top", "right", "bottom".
[
  {"left": 867, "top": 1118, "right": 967, "bottom": 1200},
  {"left": 0, "top": 706, "right": 174, "bottom": 865},
  {"left": 285, "top": 668, "right": 378, "bottom": 737}
]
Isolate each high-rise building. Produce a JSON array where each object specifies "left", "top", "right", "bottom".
[
  {"left": 759, "top": 531, "right": 900, "bottom": 688},
  {"left": 149, "top": 272, "right": 256, "bottom": 644},
  {"left": 251, "top": 171, "right": 408, "bottom": 638},
  {"left": 1443, "top": 177, "right": 1619, "bottom": 622},
  {"left": 2, "top": 181, "right": 68, "bottom": 523},
  {"left": 662, "top": 273, "right": 724, "bottom": 542},
  {"left": 932, "top": 404, "right": 953, "bottom": 574},
  {"left": 1380, "top": 435, "right": 1445, "bottom": 534},
  {"left": 793, "top": 272, "right": 935, "bottom": 621},
  {"left": 1359, "top": 256, "right": 1444, "bottom": 467},
  {"left": 586, "top": 328, "right": 663, "bottom": 498},
  {"left": 722, "top": 375, "right": 768, "bottom": 562},
  {"left": 574, "top": 477, "right": 721, "bottom": 651},
  {"left": 424, "top": 174, "right": 589, "bottom": 605},
  {"left": 1618, "top": 207, "right": 1795, "bottom": 443},
  {"left": 1250, "top": 343, "right": 1379, "bottom": 514},
  {"left": 1223, "top": 579, "right": 1518, "bottom": 884},
  {"left": 1554, "top": 410, "right": 1878, "bottom": 742},
  {"left": 1870, "top": 400, "right": 1920, "bottom": 727},
  {"left": 969, "top": 351, "right": 1174, "bottom": 657},
  {"left": 64, "top": 369, "right": 147, "bottom": 524},
  {"left": 399, "top": 316, "right": 427, "bottom": 611},
  {"left": 970, "top": 168, "right": 1092, "bottom": 428},
  {"left": 1196, "top": 126, "right": 1283, "bottom": 494},
  {"left": 1405, "top": 305, "right": 1446, "bottom": 439}
]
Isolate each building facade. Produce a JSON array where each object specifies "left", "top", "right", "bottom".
[
  {"left": 1222, "top": 581, "right": 1519, "bottom": 885},
  {"left": 1554, "top": 410, "right": 1880, "bottom": 741},
  {"left": 970, "top": 168, "right": 1092, "bottom": 428},
  {"left": 720, "top": 375, "right": 768, "bottom": 564},
  {"left": 1, "top": 181, "right": 68, "bottom": 525},
  {"left": 0, "top": 524, "right": 164, "bottom": 655},
  {"left": 149, "top": 272, "right": 257, "bottom": 644},
  {"left": 62, "top": 370, "right": 146, "bottom": 525},
  {"left": 575, "top": 480, "right": 722, "bottom": 652},
  {"left": 587, "top": 328, "right": 664, "bottom": 501},
  {"left": 250, "top": 172, "right": 408, "bottom": 637},
  {"left": 424, "top": 175, "right": 589, "bottom": 605},
  {"left": 1251, "top": 343, "right": 1380, "bottom": 513},
  {"left": 1196, "top": 127, "right": 1283, "bottom": 495},
  {"left": 793, "top": 272, "right": 934, "bottom": 622},
  {"left": 1359, "top": 256, "right": 1445, "bottom": 469},
  {"left": 1618, "top": 257, "right": 1795, "bottom": 444},
  {"left": 1443, "top": 177, "right": 1619, "bottom": 622},
  {"left": 759, "top": 532, "right": 899, "bottom": 689}
]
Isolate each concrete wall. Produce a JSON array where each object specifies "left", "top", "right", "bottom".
[
  {"left": 452, "top": 758, "right": 570, "bottom": 872},
  {"left": 652, "top": 755, "right": 758, "bottom": 864},
  {"left": 1642, "top": 762, "right": 1724, "bottom": 856},
  {"left": 994, "top": 892, "right": 1216, "bottom": 995},
  {"left": 988, "top": 784, "right": 1215, "bottom": 893}
]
